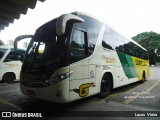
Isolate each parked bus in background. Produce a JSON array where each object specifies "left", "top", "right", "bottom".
[
  {"left": 20, "top": 12, "right": 150, "bottom": 103},
  {"left": 0, "top": 35, "right": 32, "bottom": 83}
]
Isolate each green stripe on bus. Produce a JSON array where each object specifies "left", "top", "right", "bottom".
[{"left": 117, "top": 52, "right": 137, "bottom": 78}]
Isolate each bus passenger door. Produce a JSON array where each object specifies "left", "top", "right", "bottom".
[{"left": 69, "top": 27, "right": 89, "bottom": 101}]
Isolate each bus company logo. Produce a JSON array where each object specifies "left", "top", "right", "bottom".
[
  {"left": 135, "top": 59, "right": 146, "bottom": 66},
  {"left": 102, "top": 55, "right": 115, "bottom": 63},
  {"left": 5, "top": 63, "right": 19, "bottom": 67},
  {"left": 2, "top": 112, "right": 11, "bottom": 117},
  {"left": 72, "top": 83, "right": 95, "bottom": 97}
]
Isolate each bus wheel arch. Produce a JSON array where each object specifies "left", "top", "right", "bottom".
[
  {"left": 99, "top": 72, "right": 113, "bottom": 98},
  {"left": 2, "top": 72, "right": 16, "bottom": 83}
]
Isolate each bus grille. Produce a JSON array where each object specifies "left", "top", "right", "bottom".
[{"left": 21, "top": 81, "right": 47, "bottom": 88}]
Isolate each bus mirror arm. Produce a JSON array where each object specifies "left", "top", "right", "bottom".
[
  {"left": 14, "top": 35, "right": 33, "bottom": 49},
  {"left": 56, "top": 14, "right": 84, "bottom": 36}
]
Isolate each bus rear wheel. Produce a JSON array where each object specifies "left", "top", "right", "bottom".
[
  {"left": 2, "top": 73, "right": 15, "bottom": 84},
  {"left": 99, "top": 75, "right": 112, "bottom": 98}
]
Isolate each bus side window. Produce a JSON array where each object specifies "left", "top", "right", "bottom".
[
  {"left": 4, "top": 51, "right": 14, "bottom": 62},
  {"left": 102, "top": 26, "right": 118, "bottom": 50},
  {"left": 17, "top": 51, "right": 25, "bottom": 62},
  {"left": 70, "top": 28, "right": 88, "bottom": 63},
  {"left": 4, "top": 50, "right": 24, "bottom": 62}
]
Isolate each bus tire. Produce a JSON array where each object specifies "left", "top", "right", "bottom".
[
  {"left": 141, "top": 72, "right": 146, "bottom": 83},
  {"left": 2, "top": 73, "right": 15, "bottom": 84},
  {"left": 99, "top": 75, "right": 112, "bottom": 98}
]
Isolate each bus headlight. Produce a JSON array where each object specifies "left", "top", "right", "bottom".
[
  {"left": 51, "top": 71, "right": 73, "bottom": 84},
  {"left": 44, "top": 71, "right": 73, "bottom": 85},
  {"left": 44, "top": 79, "right": 53, "bottom": 85}
]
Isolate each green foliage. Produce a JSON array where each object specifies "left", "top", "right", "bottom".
[
  {"left": 132, "top": 31, "right": 160, "bottom": 65},
  {"left": 0, "top": 39, "right": 4, "bottom": 45}
]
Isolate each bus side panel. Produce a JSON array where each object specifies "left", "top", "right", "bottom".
[
  {"left": 69, "top": 78, "right": 97, "bottom": 102},
  {"left": 109, "top": 51, "right": 140, "bottom": 88},
  {"left": 117, "top": 52, "right": 138, "bottom": 79},
  {"left": 69, "top": 60, "right": 97, "bottom": 102},
  {"left": 132, "top": 56, "right": 150, "bottom": 80},
  {"left": 0, "top": 48, "right": 10, "bottom": 80},
  {"left": 0, "top": 68, "right": 4, "bottom": 80},
  {"left": 0, "top": 61, "right": 22, "bottom": 81},
  {"left": 3, "top": 61, "right": 22, "bottom": 79}
]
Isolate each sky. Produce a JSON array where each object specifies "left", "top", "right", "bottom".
[{"left": 0, "top": 0, "right": 160, "bottom": 44}]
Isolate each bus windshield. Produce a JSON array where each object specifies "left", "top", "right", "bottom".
[
  {"left": 0, "top": 48, "right": 7, "bottom": 60},
  {"left": 22, "top": 19, "right": 68, "bottom": 78}
]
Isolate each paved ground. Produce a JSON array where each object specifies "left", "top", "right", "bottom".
[{"left": 0, "top": 67, "right": 160, "bottom": 119}]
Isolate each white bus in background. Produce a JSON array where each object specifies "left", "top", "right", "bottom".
[
  {"left": 0, "top": 35, "right": 32, "bottom": 83},
  {"left": 20, "top": 12, "right": 150, "bottom": 103}
]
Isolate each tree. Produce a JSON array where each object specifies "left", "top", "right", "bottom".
[
  {"left": 132, "top": 31, "right": 160, "bottom": 65},
  {"left": 0, "top": 39, "right": 4, "bottom": 45}
]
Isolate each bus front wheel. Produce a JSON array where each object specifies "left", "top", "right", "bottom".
[
  {"left": 2, "top": 73, "right": 15, "bottom": 84},
  {"left": 99, "top": 75, "right": 112, "bottom": 98}
]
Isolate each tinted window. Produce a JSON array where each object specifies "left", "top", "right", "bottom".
[
  {"left": 123, "top": 42, "right": 135, "bottom": 56},
  {"left": 71, "top": 29, "right": 86, "bottom": 56},
  {"left": 111, "top": 32, "right": 149, "bottom": 60},
  {"left": 116, "top": 39, "right": 148, "bottom": 60},
  {"left": 75, "top": 14, "right": 102, "bottom": 55},
  {"left": 70, "top": 28, "right": 88, "bottom": 63},
  {"left": 4, "top": 50, "right": 25, "bottom": 62},
  {"left": 132, "top": 44, "right": 148, "bottom": 60},
  {"left": 116, "top": 35, "right": 126, "bottom": 52},
  {"left": 0, "top": 48, "right": 7, "bottom": 59},
  {"left": 102, "top": 26, "right": 118, "bottom": 50}
]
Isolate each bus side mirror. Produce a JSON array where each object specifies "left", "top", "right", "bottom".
[
  {"left": 14, "top": 35, "right": 33, "bottom": 49},
  {"left": 56, "top": 14, "right": 84, "bottom": 36},
  {"left": 155, "top": 48, "right": 160, "bottom": 56}
]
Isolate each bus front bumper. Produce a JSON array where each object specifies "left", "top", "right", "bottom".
[{"left": 20, "top": 79, "right": 69, "bottom": 103}]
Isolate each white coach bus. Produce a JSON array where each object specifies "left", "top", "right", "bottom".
[
  {"left": 20, "top": 12, "right": 150, "bottom": 103},
  {"left": 0, "top": 35, "right": 32, "bottom": 83}
]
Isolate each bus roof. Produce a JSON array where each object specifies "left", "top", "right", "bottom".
[{"left": 35, "top": 11, "right": 147, "bottom": 52}]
